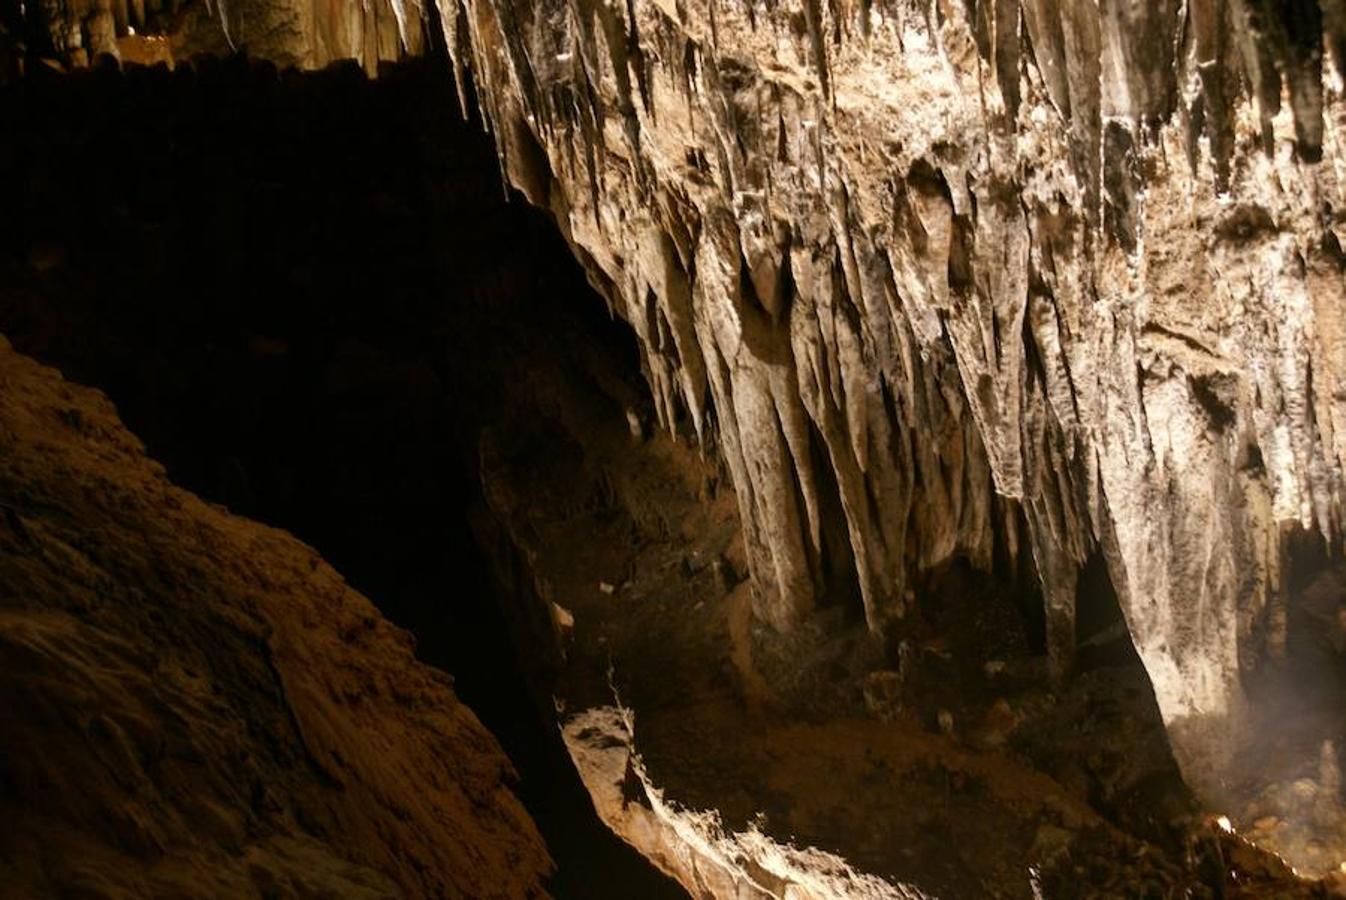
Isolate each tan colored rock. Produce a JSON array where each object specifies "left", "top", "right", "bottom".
[
  {"left": 562, "top": 705, "right": 927, "bottom": 899},
  {"left": 10, "top": 0, "right": 420, "bottom": 73},
  {"left": 0, "top": 337, "right": 551, "bottom": 898},
  {"left": 438, "top": 0, "right": 1346, "bottom": 803},
  {"left": 973, "top": 698, "right": 1017, "bottom": 750}
]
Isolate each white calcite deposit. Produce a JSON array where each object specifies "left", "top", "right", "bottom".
[{"left": 436, "top": 0, "right": 1346, "bottom": 798}]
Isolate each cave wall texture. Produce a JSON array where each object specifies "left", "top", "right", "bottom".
[
  {"left": 427, "top": 0, "right": 1346, "bottom": 795},
  {"left": 0, "top": 0, "right": 417, "bottom": 72},
  {"left": 0, "top": 336, "right": 552, "bottom": 898}
]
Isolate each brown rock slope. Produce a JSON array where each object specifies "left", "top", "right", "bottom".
[{"left": 0, "top": 335, "right": 552, "bottom": 898}]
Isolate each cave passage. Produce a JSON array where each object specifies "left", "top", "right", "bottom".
[{"left": 0, "top": 55, "right": 681, "bottom": 899}]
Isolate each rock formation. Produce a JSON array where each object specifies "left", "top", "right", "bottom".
[
  {"left": 8, "top": 0, "right": 1346, "bottom": 888},
  {"left": 437, "top": 0, "right": 1346, "bottom": 798},
  {"left": 0, "top": 336, "right": 551, "bottom": 898},
  {"left": 0, "top": 0, "right": 416, "bottom": 73}
]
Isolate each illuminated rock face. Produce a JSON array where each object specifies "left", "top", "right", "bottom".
[
  {"left": 4, "top": 0, "right": 417, "bottom": 71},
  {"left": 438, "top": 0, "right": 1346, "bottom": 789},
  {"left": 163, "top": 0, "right": 422, "bottom": 69}
]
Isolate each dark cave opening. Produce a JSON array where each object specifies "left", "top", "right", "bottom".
[
  {"left": 1074, "top": 547, "right": 1139, "bottom": 671},
  {"left": 0, "top": 55, "right": 679, "bottom": 898},
  {"left": 1280, "top": 527, "right": 1346, "bottom": 693}
]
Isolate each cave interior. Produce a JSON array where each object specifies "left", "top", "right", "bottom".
[{"left": 3, "top": 1, "right": 1346, "bottom": 898}]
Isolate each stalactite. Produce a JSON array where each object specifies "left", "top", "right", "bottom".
[
  {"left": 493, "top": 0, "right": 545, "bottom": 128},
  {"left": 624, "top": 0, "right": 651, "bottom": 115},
  {"left": 442, "top": 0, "right": 1346, "bottom": 810},
  {"left": 802, "top": 0, "right": 830, "bottom": 99}
]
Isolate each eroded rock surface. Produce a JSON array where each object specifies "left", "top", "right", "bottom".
[
  {"left": 1, "top": 0, "right": 416, "bottom": 74},
  {"left": 0, "top": 336, "right": 551, "bottom": 898},
  {"left": 440, "top": 0, "right": 1346, "bottom": 806}
]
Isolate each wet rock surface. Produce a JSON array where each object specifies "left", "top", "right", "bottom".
[{"left": 0, "top": 0, "right": 416, "bottom": 75}]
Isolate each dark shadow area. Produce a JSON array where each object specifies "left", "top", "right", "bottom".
[
  {"left": 1075, "top": 548, "right": 1138, "bottom": 671},
  {"left": 1279, "top": 528, "right": 1346, "bottom": 713},
  {"left": 0, "top": 54, "right": 682, "bottom": 898},
  {"left": 803, "top": 417, "right": 864, "bottom": 620}
]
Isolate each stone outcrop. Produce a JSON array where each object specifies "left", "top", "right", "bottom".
[
  {"left": 164, "top": 0, "right": 421, "bottom": 70},
  {"left": 0, "top": 336, "right": 552, "bottom": 898},
  {"left": 437, "top": 0, "right": 1346, "bottom": 795},
  {"left": 1, "top": 0, "right": 417, "bottom": 72}
]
